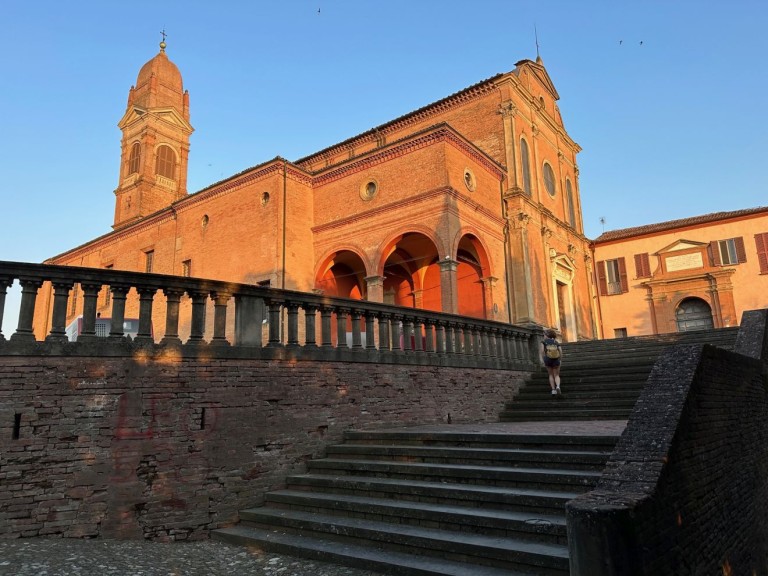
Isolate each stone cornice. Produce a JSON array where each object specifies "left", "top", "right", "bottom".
[{"left": 312, "top": 124, "right": 504, "bottom": 188}]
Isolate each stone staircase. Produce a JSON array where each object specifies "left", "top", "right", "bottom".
[
  {"left": 212, "top": 327, "right": 739, "bottom": 575},
  {"left": 499, "top": 327, "right": 740, "bottom": 422},
  {"left": 213, "top": 428, "right": 617, "bottom": 575}
]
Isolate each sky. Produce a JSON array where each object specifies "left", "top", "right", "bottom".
[{"left": 1, "top": 0, "right": 767, "bottom": 334}]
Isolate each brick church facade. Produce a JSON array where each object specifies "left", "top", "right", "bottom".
[{"left": 34, "top": 42, "right": 597, "bottom": 341}]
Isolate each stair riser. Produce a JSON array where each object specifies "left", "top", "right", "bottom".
[
  {"left": 343, "top": 433, "right": 619, "bottom": 450},
  {"left": 286, "top": 479, "right": 575, "bottom": 515},
  {"left": 240, "top": 519, "right": 570, "bottom": 574},
  {"left": 257, "top": 502, "right": 568, "bottom": 545},
  {"left": 304, "top": 470, "right": 598, "bottom": 492},
  {"left": 326, "top": 451, "right": 610, "bottom": 470}
]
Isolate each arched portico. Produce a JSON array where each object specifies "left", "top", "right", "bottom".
[
  {"left": 378, "top": 232, "right": 442, "bottom": 312},
  {"left": 455, "top": 234, "right": 492, "bottom": 320}
]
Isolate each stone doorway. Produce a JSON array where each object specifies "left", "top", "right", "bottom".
[{"left": 675, "top": 297, "right": 715, "bottom": 332}]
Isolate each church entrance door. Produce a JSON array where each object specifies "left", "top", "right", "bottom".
[{"left": 675, "top": 297, "right": 714, "bottom": 332}]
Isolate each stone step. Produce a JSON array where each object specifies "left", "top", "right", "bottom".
[
  {"left": 285, "top": 473, "right": 581, "bottom": 515},
  {"left": 233, "top": 509, "right": 570, "bottom": 574},
  {"left": 499, "top": 409, "right": 632, "bottom": 422},
  {"left": 526, "top": 373, "right": 649, "bottom": 385},
  {"left": 343, "top": 431, "right": 619, "bottom": 450},
  {"left": 212, "top": 525, "right": 540, "bottom": 576},
  {"left": 326, "top": 444, "right": 611, "bottom": 470},
  {"left": 508, "top": 398, "right": 638, "bottom": 410},
  {"left": 261, "top": 491, "right": 567, "bottom": 543},
  {"left": 306, "top": 459, "right": 601, "bottom": 491},
  {"left": 513, "top": 389, "right": 641, "bottom": 400}
]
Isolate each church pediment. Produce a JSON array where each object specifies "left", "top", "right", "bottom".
[
  {"left": 118, "top": 106, "right": 193, "bottom": 133},
  {"left": 515, "top": 59, "right": 560, "bottom": 100}
]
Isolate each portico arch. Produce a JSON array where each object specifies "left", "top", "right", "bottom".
[
  {"left": 315, "top": 248, "right": 370, "bottom": 299},
  {"left": 455, "top": 234, "right": 492, "bottom": 319},
  {"left": 378, "top": 232, "right": 442, "bottom": 312}
]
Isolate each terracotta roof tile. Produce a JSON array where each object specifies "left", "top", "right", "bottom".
[{"left": 593, "top": 206, "right": 768, "bottom": 243}]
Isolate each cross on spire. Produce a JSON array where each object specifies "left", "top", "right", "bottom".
[{"left": 160, "top": 29, "right": 167, "bottom": 52}]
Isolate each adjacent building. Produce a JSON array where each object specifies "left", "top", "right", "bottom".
[{"left": 592, "top": 207, "right": 768, "bottom": 337}]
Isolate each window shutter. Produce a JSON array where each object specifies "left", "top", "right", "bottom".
[
  {"left": 735, "top": 237, "right": 747, "bottom": 263},
  {"left": 756, "top": 233, "right": 768, "bottom": 274},
  {"left": 597, "top": 261, "right": 608, "bottom": 295},
  {"left": 709, "top": 241, "right": 722, "bottom": 266},
  {"left": 634, "top": 253, "right": 651, "bottom": 278},
  {"left": 618, "top": 257, "right": 629, "bottom": 292}
]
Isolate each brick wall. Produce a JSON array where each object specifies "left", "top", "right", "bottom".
[
  {"left": 0, "top": 352, "right": 525, "bottom": 541},
  {"left": 566, "top": 340, "right": 768, "bottom": 575}
]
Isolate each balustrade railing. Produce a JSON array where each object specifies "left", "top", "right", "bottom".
[{"left": 0, "top": 261, "right": 541, "bottom": 368}]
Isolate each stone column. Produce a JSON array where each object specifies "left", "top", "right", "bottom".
[
  {"left": 439, "top": 258, "right": 459, "bottom": 314},
  {"left": 481, "top": 276, "right": 498, "bottom": 320},
  {"left": 498, "top": 100, "right": 519, "bottom": 188},
  {"left": 365, "top": 275, "right": 384, "bottom": 303}
]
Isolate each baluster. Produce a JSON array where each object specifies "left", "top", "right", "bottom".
[
  {"left": 482, "top": 328, "right": 491, "bottom": 357},
  {"left": 424, "top": 320, "right": 435, "bottom": 353},
  {"left": 46, "top": 281, "right": 73, "bottom": 342},
  {"left": 475, "top": 328, "right": 484, "bottom": 358},
  {"left": 488, "top": 329, "right": 497, "bottom": 358},
  {"left": 336, "top": 307, "right": 349, "bottom": 349},
  {"left": 444, "top": 322, "right": 455, "bottom": 355},
  {"left": 108, "top": 286, "right": 130, "bottom": 340},
  {"left": 267, "top": 299, "right": 283, "bottom": 346},
  {"left": 402, "top": 316, "right": 413, "bottom": 352},
  {"left": 210, "top": 292, "right": 231, "bottom": 347},
  {"left": 391, "top": 314, "right": 403, "bottom": 352},
  {"left": 351, "top": 309, "right": 363, "bottom": 350},
  {"left": 77, "top": 283, "right": 102, "bottom": 343},
  {"left": 413, "top": 317, "right": 425, "bottom": 352},
  {"left": 135, "top": 287, "right": 157, "bottom": 343},
  {"left": 454, "top": 323, "right": 464, "bottom": 354},
  {"left": 320, "top": 306, "right": 333, "bottom": 347},
  {"left": 378, "top": 313, "right": 391, "bottom": 351},
  {"left": 0, "top": 277, "right": 12, "bottom": 341},
  {"left": 435, "top": 321, "right": 446, "bottom": 354},
  {"left": 304, "top": 304, "right": 318, "bottom": 348},
  {"left": 161, "top": 288, "right": 184, "bottom": 346},
  {"left": 186, "top": 291, "right": 208, "bottom": 345},
  {"left": 286, "top": 301, "right": 300, "bottom": 347},
  {"left": 365, "top": 311, "right": 377, "bottom": 350}
]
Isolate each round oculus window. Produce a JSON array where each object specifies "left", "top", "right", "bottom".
[
  {"left": 543, "top": 163, "right": 557, "bottom": 197},
  {"left": 463, "top": 168, "right": 476, "bottom": 191},
  {"left": 360, "top": 179, "right": 378, "bottom": 201}
]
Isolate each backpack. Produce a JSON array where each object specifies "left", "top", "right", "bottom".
[{"left": 544, "top": 339, "right": 561, "bottom": 359}]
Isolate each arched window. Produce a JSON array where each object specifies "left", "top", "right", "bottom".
[
  {"left": 543, "top": 162, "right": 557, "bottom": 197},
  {"left": 155, "top": 145, "right": 176, "bottom": 179},
  {"left": 566, "top": 179, "right": 576, "bottom": 227},
  {"left": 520, "top": 138, "right": 532, "bottom": 196},
  {"left": 128, "top": 143, "right": 141, "bottom": 175}
]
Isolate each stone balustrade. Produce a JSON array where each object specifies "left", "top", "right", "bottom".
[{"left": 0, "top": 260, "right": 541, "bottom": 368}]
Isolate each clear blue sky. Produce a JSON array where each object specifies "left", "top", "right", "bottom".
[{"left": 1, "top": 0, "right": 767, "bottom": 333}]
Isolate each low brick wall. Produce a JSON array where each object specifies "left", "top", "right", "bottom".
[
  {"left": 0, "top": 350, "right": 526, "bottom": 541},
  {"left": 566, "top": 342, "right": 768, "bottom": 575}
]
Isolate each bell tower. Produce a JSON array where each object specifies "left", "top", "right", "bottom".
[{"left": 113, "top": 37, "right": 193, "bottom": 229}]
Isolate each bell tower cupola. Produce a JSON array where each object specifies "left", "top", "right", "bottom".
[{"left": 113, "top": 36, "right": 193, "bottom": 229}]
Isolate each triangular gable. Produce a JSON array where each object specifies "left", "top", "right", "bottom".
[
  {"left": 656, "top": 239, "right": 708, "bottom": 254},
  {"left": 118, "top": 106, "right": 193, "bottom": 132},
  {"left": 515, "top": 59, "right": 560, "bottom": 100}
]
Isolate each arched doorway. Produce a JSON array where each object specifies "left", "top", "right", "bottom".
[{"left": 675, "top": 297, "right": 714, "bottom": 332}]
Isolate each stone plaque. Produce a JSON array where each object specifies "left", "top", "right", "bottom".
[{"left": 666, "top": 252, "right": 703, "bottom": 272}]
